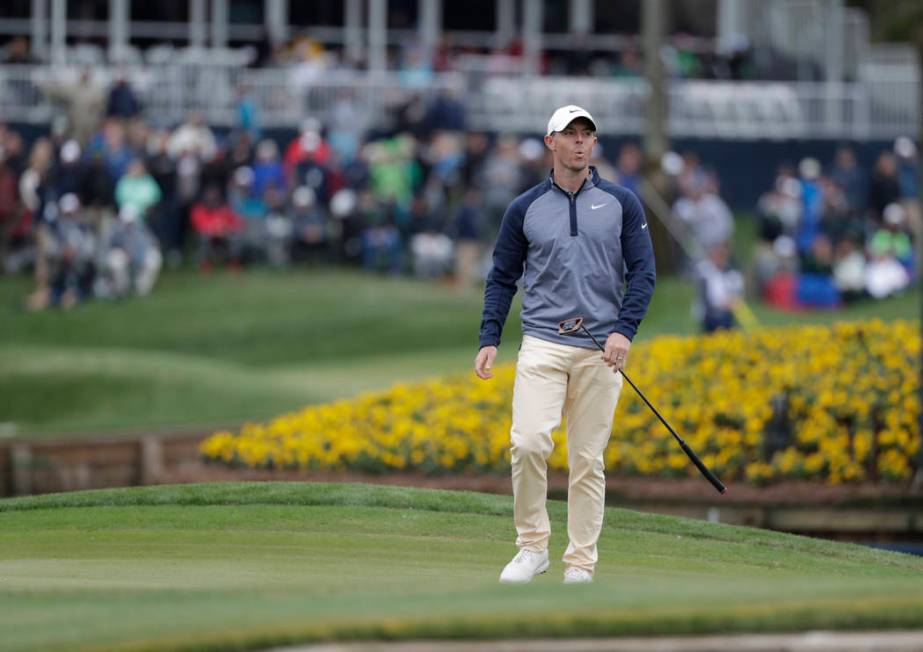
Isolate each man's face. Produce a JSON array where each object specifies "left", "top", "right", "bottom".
[{"left": 544, "top": 118, "right": 597, "bottom": 173}]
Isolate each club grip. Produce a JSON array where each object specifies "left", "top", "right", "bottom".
[{"left": 679, "top": 440, "right": 727, "bottom": 494}]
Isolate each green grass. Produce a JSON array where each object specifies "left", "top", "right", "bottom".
[
  {"left": 0, "top": 258, "right": 917, "bottom": 438},
  {"left": 0, "top": 482, "right": 921, "bottom": 651}
]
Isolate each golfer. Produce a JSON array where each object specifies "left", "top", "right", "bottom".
[{"left": 475, "top": 105, "right": 656, "bottom": 584}]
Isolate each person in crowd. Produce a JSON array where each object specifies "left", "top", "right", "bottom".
[
  {"left": 115, "top": 158, "right": 161, "bottom": 221},
  {"left": 868, "top": 152, "right": 900, "bottom": 222},
  {"left": 39, "top": 68, "right": 106, "bottom": 146},
  {"left": 673, "top": 175, "right": 734, "bottom": 251},
  {"left": 830, "top": 146, "right": 865, "bottom": 214},
  {"left": 614, "top": 143, "right": 643, "bottom": 195},
  {"left": 289, "top": 186, "right": 330, "bottom": 264},
  {"left": 43, "top": 193, "right": 97, "bottom": 310},
  {"left": 99, "top": 204, "right": 162, "bottom": 298},
  {"left": 168, "top": 112, "right": 217, "bottom": 161},
  {"left": 106, "top": 74, "right": 142, "bottom": 120},
  {"left": 695, "top": 242, "right": 744, "bottom": 333},
  {"left": 190, "top": 184, "right": 244, "bottom": 270}
]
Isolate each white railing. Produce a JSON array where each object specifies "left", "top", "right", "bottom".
[{"left": 0, "top": 64, "right": 917, "bottom": 140}]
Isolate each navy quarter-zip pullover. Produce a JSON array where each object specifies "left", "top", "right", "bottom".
[{"left": 479, "top": 166, "right": 656, "bottom": 349}]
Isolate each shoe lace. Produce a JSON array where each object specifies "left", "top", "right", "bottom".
[
  {"left": 513, "top": 549, "right": 539, "bottom": 564},
  {"left": 564, "top": 567, "right": 588, "bottom": 580}
]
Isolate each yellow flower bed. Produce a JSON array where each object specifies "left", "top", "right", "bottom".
[{"left": 201, "top": 319, "right": 920, "bottom": 484}]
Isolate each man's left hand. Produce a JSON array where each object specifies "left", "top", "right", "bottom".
[{"left": 603, "top": 332, "right": 631, "bottom": 372}]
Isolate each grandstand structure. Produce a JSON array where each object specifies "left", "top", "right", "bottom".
[{"left": 0, "top": 0, "right": 918, "bottom": 140}]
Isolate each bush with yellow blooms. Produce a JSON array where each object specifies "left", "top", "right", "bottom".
[{"left": 201, "top": 320, "right": 920, "bottom": 484}]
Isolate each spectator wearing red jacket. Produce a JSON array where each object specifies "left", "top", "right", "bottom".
[{"left": 190, "top": 184, "right": 243, "bottom": 269}]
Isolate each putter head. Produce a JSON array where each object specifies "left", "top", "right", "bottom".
[{"left": 558, "top": 316, "right": 584, "bottom": 335}]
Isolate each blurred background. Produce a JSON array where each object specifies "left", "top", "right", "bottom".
[{"left": 0, "top": 1, "right": 919, "bottom": 550}]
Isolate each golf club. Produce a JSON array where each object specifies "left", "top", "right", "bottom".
[{"left": 558, "top": 316, "right": 728, "bottom": 495}]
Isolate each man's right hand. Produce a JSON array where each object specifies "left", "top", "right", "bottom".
[{"left": 474, "top": 346, "right": 497, "bottom": 380}]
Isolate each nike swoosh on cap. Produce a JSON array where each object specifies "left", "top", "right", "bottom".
[{"left": 568, "top": 109, "right": 580, "bottom": 113}]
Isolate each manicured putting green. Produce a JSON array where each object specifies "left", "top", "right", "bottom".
[{"left": 1, "top": 482, "right": 922, "bottom": 652}]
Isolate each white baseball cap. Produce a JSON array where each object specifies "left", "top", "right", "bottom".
[{"left": 546, "top": 105, "right": 597, "bottom": 136}]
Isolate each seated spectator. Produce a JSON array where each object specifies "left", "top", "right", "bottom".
[
  {"left": 33, "top": 194, "right": 97, "bottom": 310},
  {"left": 190, "top": 184, "right": 244, "bottom": 269},
  {"left": 832, "top": 236, "right": 866, "bottom": 302},
  {"left": 289, "top": 186, "right": 329, "bottom": 264},
  {"left": 115, "top": 158, "right": 162, "bottom": 221},
  {"left": 98, "top": 205, "right": 162, "bottom": 298},
  {"left": 870, "top": 203, "right": 914, "bottom": 273}
]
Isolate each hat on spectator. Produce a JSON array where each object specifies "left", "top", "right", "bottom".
[
  {"left": 546, "top": 105, "right": 597, "bottom": 137},
  {"left": 59, "top": 193, "right": 80, "bottom": 214},
  {"left": 61, "top": 140, "right": 81, "bottom": 164},
  {"left": 884, "top": 202, "right": 906, "bottom": 226}
]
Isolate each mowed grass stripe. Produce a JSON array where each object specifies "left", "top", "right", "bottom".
[{"left": 0, "top": 483, "right": 921, "bottom": 651}]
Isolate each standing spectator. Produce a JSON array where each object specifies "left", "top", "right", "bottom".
[
  {"left": 830, "top": 146, "right": 865, "bottom": 214},
  {"left": 106, "top": 74, "right": 142, "bottom": 120},
  {"left": 451, "top": 187, "right": 486, "bottom": 287},
  {"left": 673, "top": 177, "right": 734, "bottom": 251},
  {"left": 894, "top": 137, "right": 921, "bottom": 272},
  {"left": 52, "top": 140, "right": 85, "bottom": 198},
  {"left": 695, "top": 242, "right": 744, "bottom": 333},
  {"left": 289, "top": 186, "right": 329, "bottom": 264},
  {"left": 614, "top": 143, "right": 643, "bottom": 195},
  {"left": 145, "top": 130, "right": 180, "bottom": 264},
  {"left": 868, "top": 152, "right": 900, "bottom": 221},
  {"left": 115, "top": 159, "right": 161, "bottom": 221},
  {"left": 284, "top": 118, "right": 332, "bottom": 177},
  {"left": 87, "top": 119, "right": 135, "bottom": 181},
  {"left": 0, "top": 142, "right": 22, "bottom": 270},
  {"left": 795, "top": 158, "right": 823, "bottom": 253},
  {"left": 252, "top": 139, "right": 288, "bottom": 200},
  {"left": 168, "top": 113, "right": 217, "bottom": 161},
  {"left": 39, "top": 69, "right": 106, "bottom": 146}
]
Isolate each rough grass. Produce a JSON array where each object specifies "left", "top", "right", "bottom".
[{"left": 1, "top": 482, "right": 921, "bottom": 652}]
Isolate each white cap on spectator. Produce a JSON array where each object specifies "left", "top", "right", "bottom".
[
  {"left": 798, "top": 157, "right": 821, "bottom": 180},
  {"left": 234, "top": 166, "right": 254, "bottom": 187},
  {"left": 661, "top": 151, "right": 683, "bottom": 176},
  {"left": 293, "top": 186, "right": 316, "bottom": 208},
  {"left": 59, "top": 193, "right": 80, "bottom": 214},
  {"left": 300, "top": 117, "right": 322, "bottom": 134},
  {"left": 119, "top": 204, "right": 139, "bottom": 223},
  {"left": 894, "top": 136, "right": 917, "bottom": 159},
  {"left": 773, "top": 235, "right": 796, "bottom": 258},
  {"left": 329, "top": 189, "right": 357, "bottom": 219},
  {"left": 61, "top": 140, "right": 81, "bottom": 164},
  {"left": 884, "top": 202, "right": 906, "bottom": 226},
  {"left": 546, "top": 105, "right": 597, "bottom": 137}
]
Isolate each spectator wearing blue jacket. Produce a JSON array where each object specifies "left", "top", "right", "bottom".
[{"left": 474, "top": 105, "right": 655, "bottom": 586}]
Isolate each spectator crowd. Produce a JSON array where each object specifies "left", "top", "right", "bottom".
[
  {"left": 0, "top": 66, "right": 916, "bottom": 322},
  {"left": 752, "top": 142, "right": 918, "bottom": 310}
]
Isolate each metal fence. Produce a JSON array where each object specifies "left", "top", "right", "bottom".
[{"left": 0, "top": 64, "right": 917, "bottom": 140}]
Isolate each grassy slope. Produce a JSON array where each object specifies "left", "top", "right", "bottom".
[
  {"left": 0, "top": 257, "right": 918, "bottom": 437},
  {"left": 0, "top": 482, "right": 922, "bottom": 652}
]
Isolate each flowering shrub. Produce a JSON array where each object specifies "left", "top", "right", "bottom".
[{"left": 201, "top": 320, "right": 920, "bottom": 484}]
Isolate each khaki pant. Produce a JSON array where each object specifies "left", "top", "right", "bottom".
[{"left": 510, "top": 334, "right": 623, "bottom": 574}]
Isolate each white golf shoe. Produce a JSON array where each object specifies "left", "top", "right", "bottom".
[
  {"left": 562, "top": 567, "right": 593, "bottom": 584},
  {"left": 499, "top": 548, "right": 549, "bottom": 584}
]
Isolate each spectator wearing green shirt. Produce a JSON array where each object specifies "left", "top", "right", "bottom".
[{"left": 115, "top": 158, "right": 162, "bottom": 221}]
